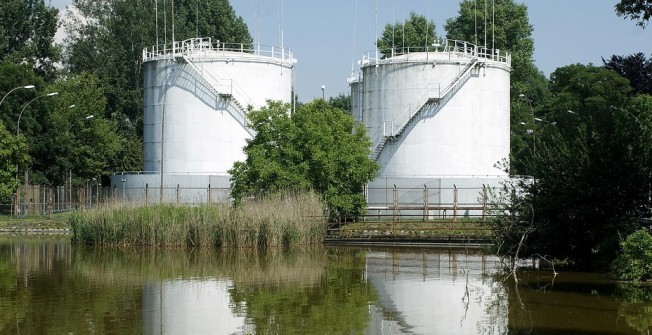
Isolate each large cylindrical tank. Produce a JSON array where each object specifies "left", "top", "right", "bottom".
[
  {"left": 354, "top": 40, "right": 511, "bottom": 177},
  {"left": 142, "top": 38, "right": 296, "bottom": 174}
]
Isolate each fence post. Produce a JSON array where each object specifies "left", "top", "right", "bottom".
[
  {"left": 482, "top": 184, "right": 487, "bottom": 222},
  {"left": 423, "top": 185, "right": 428, "bottom": 221},
  {"left": 112, "top": 185, "right": 117, "bottom": 203},
  {"left": 392, "top": 184, "right": 398, "bottom": 224},
  {"left": 453, "top": 184, "right": 458, "bottom": 224},
  {"left": 145, "top": 183, "right": 149, "bottom": 205},
  {"left": 207, "top": 184, "right": 212, "bottom": 204},
  {"left": 176, "top": 184, "right": 180, "bottom": 204},
  {"left": 48, "top": 197, "right": 52, "bottom": 220}
]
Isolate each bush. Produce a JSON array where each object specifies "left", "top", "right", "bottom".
[{"left": 613, "top": 229, "right": 652, "bottom": 282}]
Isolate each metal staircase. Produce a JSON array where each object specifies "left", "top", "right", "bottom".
[
  {"left": 369, "top": 57, "right": 479, "bottom": 161},
  {"left": 176, "top": 54, "right": 255, "bottom": 137}
]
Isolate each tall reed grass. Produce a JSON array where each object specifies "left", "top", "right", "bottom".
[{"left": 70, "top": 191, "right": 325, "bottom": 248}]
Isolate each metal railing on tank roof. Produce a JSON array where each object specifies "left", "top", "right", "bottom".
[
  {"left": 358, "top": 39, "right": 511, "bottom": 67},
  {"left": 142, "top": 37, "right": 297, "bottom": 64}
]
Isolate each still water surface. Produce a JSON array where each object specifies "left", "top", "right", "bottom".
[{"left": 0, "top": 235, "right": 650, "bottom": 334}]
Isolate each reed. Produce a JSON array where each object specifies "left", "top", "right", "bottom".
[{"left": 70, "top": 191, "right": 326, "bottom": 248}]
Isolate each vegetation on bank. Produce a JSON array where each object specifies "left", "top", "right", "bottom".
[
  {"left": 70, "top": 192, "right": 325, "bottom": 247},
  {"left": 229, "top": 100, "right": 378, "bottom": 222}
]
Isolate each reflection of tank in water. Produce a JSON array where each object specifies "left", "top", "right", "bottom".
[
  {"left": 143, "top": 279, "right": 249, "bottom": 335},
  {"left": 363, "top": 250, "right": 504, "bottom": 334},
  {"left": 350, "top": 40, "right": 512, "bottom": 216},
  {"left": 111, "top": 38, "right": 297, "bottom": 202}
]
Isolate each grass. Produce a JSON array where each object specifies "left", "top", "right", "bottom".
[
  {"left": 70, "top": 191, "right": 326, "bottom": 248},
  {"left": 0, "top": 212, "right": 72, "bottom": 230},
  {"left": 332, "top": 219, "right": 492, "bottom": 240}
]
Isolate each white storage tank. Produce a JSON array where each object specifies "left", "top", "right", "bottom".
[
  {"left": 142, "top": 38, "right": 296, "bottom": 174},
  {"left": 351, "top": 40, "right": 511, "bottom": 177}
]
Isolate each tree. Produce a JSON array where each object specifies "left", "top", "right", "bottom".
[
  {"left": 28, "top": 73, "right": 123, "bottom": 186},
  {"left": 491, "top": 65, "right": 652, "bottom": 270},
  {"left": 445, "top": 0, "right": 549, "bottom": 175},
  {"left": 603, "top": 52, "right": 652, "bottom": 95},
  {"left": 615, "top": 0, "right": 652, "bottom": 28},
  {"left": 0, "top": 0, "right": 61, "bottom": 81},
  {"left": 229, "top": 100, "right": 378, "bottom": 221},
  {"left": 376, "top": 12, "right": 440, "bottom": 57},
  {"left": 0, "top": 124, "right": 29, "bottom": 203},
  {"left": 64, "top": 0, "right": 252, "bottom": 171},
  {"left": 327, "top": 94, "right": 351, "bottom": 113}
]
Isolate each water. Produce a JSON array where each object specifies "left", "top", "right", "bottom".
[{"left": 0, "top": 235, "right": 650, "bottom": 334}]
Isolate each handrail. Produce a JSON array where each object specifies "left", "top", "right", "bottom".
[
  {"left": 143, "top": 37, "right": 297, "bottom": 64},
  {"left": 180, "top": 55, "right": 254, "bottom": 137},
  {"left": 359, "top": 39, "right": 510, "bottom": 67},
  {"left": 369, "top": 57, "right": 479, "bottom": 161}
]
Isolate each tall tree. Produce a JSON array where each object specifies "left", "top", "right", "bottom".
[
  {"left": 29, "top": 73, "right": 123, "bottom": 186},
  {"left": 64, "top": 0, "right": 252, "bottom": 171},
  {"left": 491, "top": 65, "right": 652, "bottom": 270},
  {"left": 0, "top": 124, "right": 29, "bottom": 203},
  {"left": 603, "top": 52, "right": 652, "bottom": 95},
  {"left": 376, "top": 12, "right": 440, "bottom": 57},
  {"left": 229, "top": 100, "right": 378, "bottom": 221},
  {"left": 0, "top": 0, "right": 61, "bottom": 81},
  {"left": 615, "top": 0, "right": 652, "bottom": 27}
]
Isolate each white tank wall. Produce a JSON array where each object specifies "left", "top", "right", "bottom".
[
  {"left": 358, "top": 52, "right": 510, "bottom": 177},
  {"left": 143, "top": 49, "right": 294, "bottom": 174}
]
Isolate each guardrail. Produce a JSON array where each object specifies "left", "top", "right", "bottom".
[
  {"left": 143, "top": 37, "right": 296, "bottom": 64},
  {"left": 358, "top": 39, "right": 511, "bottom": 67}
]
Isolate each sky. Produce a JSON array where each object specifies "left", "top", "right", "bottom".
[{"left": 47, "top": 0, "right": 652, "bottom": 101}]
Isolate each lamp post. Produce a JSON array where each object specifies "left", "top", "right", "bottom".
[
  {"left": 67, "top": 114, "right": 94, "bottom": 132},
  {"left": 519, "top": 94, "right": 536, "bottom": 156},
  {"left": 17, "top": 92, "right": 59, "bottom": 136},
  {"left": 321, "top": 85, "right": 325, "bottom": 100},
  {"left": 0, "top": 85, "right": 35, "bottom": 108}
]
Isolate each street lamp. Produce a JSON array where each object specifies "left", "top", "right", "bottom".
[
  {"left": 519, "top": 94, "right": 536, "bottom": 156},
  {"left": 321, "top": 85, "right": 325, "bottom": 100},
  {"left": 0, "top": 85, "right": 35, "bottom": 108},
  {"left": 67, "top": 115, "right": 94, "bottom": 132},
  {"left": 17, "top": 92, "right": 59, "bottom": 136}
]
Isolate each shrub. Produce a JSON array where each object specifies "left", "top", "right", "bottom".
[{"left": 613, "top": 229, "right": 652, "bottom": 282}]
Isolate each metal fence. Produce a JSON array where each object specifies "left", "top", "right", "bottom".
[
  {"left": 2, "top": 183, "right": 496, "bottom": 222},
  {"left": 1, "top": 184, "right": 113, "bottom": 217},
  {"left": 365, "top": 184, "right": 490, "bottom": 222}
]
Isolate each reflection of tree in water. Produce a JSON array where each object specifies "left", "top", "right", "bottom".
[
  {"left": 0, "top": 236, "right": 143, "bottom": 334},
  {"left": 228, "top": 248, "right": 378, "bottom": 334},
  {"left": 616, "top": 284, "right": 652, "bottom": 333}
]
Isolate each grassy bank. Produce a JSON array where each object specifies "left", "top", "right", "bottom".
[{"left": 70, "top": 192, "right": 326, "bottom": 247}]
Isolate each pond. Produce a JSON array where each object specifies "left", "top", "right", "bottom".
[{"left": 0, "top": 235, "right": 650, "bottom": 334}]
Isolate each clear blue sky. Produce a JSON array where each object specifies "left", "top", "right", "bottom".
[{"left": 49, "top": 0, "right": 652, "bottom": 102}]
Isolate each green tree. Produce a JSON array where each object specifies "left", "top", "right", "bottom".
[
  {"left": 230, "top": 100, "right": 378, "bottom": 221},
  {"left": 327, "top": 94, "right": 351, "bottom": 113},
  {"left": 603, "top": 52, "right": 652, "bottom": 95},
  {"left": 491, "top": 65, "right": 652, "bottom": 269},
  {"left": 28, "top": 73, "right": 123, "bottom": 186},
  {"left": 377, "top": 12, "right": 440, "bottom": 57},
  {"left": 0, "top": 124, "right": 29, "bottom": 203},
  {"left": 64, "top": 0, "right": 252, "bottom": 171},
  {"left": 445, "top": 0, "right": 549, "bottom": 175},
  {"left": 615, "top": 0, "right": 652, "bottom": 27},
  {"left": 0, "top": 0, "right": 61, "bottom": 81}
]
